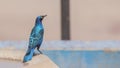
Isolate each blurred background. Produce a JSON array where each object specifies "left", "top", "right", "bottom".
[
  {"left": 0, "top": 0, "right": 120, "bottom": 68},
  {"left": 0, "top": 0, "right": 120, "bottom": 41}
]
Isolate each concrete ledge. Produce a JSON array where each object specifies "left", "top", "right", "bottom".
[
  {"left": 0, "top": 48, "right": 59, "bottom": 68},
  {"left": 23, "top": 55, "right": 59, "bottom": 68}
]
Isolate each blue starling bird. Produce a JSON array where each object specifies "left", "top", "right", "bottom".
[{"left": 23, "top": 15, "right": 47, "bottom": 62}]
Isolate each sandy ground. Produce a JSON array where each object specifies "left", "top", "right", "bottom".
[{"left": 0, "top": 48, "right": 59, "bottom": 68}]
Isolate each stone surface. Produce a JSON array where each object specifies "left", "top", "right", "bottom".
[{"left": 0, "top": 49, "right": 59, "bottom": 68}]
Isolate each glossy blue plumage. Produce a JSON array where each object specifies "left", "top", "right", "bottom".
[{"left": 23, "top": 16, "right": 44, "bottom": 62}]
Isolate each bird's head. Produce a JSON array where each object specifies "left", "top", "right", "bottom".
[{"left": 37, "top": 15, "right": 47, "bottom": 22}]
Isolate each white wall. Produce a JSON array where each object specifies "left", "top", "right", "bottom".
[
  {"left": 1, "top": 0, "right": 120, "bottom": 41},
  {"left": 0, "top": 0, "right": 61, "bottom": 41},
  {"left": 70, "top": 0, "right": 120, "bottom": 40}
]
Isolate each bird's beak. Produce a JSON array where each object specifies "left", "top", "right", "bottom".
[{"left": 41, "top": 15, "right": 47, "bottom": 19}]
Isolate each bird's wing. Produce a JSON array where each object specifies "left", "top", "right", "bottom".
[{"left": 29, "top": 28, "right": 44, "bottom": 48}]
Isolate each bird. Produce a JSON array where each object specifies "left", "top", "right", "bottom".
[{"left": 23, "top": 15, "right": 47, "bottom": 63}]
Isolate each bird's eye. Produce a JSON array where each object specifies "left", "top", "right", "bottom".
[{"left": 40, "top": 18, "right": 42, "bottom": 21}]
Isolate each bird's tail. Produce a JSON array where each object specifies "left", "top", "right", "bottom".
[{"left": 23, "top": 47, "right": 35, "bottom": 63}]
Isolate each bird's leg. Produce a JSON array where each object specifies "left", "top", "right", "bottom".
[
  {"left": 38, "top": 49, "right": 43, "bottom": 54},
  {"left": 37, "top": 45, "right": 43, "bottom": 54},
  {"left": 37, "top": 47, "right": 43, "bottom": 54}
]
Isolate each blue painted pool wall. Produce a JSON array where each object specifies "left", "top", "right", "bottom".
[{"left": 43, "top": 50, "right": 120, "bottom": 68}]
